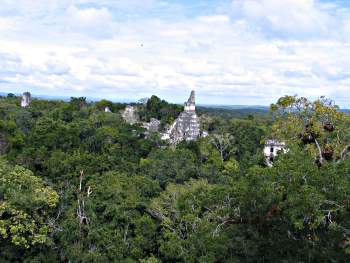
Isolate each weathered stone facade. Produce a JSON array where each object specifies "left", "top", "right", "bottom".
[
  {"left": 21, "top": 92, "right": 31, "bottom": 108},
  {"left": 162, "top": 91, "right": 200, "bottom": 144},
  {"left": 122, "top": 104, "right": 160, "bottom": 135},
  {"left": 143, "top": 118, "right": 161, "bottom": 133},
  {"left": 122, "top": 105, "right": 139, "bottom": 124}
]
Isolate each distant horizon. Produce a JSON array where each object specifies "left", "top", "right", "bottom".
[
  {"left": 1, "top": 88, "right": 283, "bottom": 106},
  {"left": 2, "top": 91, "right": 350, "bottom": 110},
  {"left": 1, "top": 90, "right": 269, "bottom": 106}
]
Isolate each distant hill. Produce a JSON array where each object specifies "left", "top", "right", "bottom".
[
  {"left": 0, "top": 92, "right": 132, "bottom": 103},
  {"left": 198, "top": 104, "right": 269, "bottom": 110},
  {"left": 0, "top": 92, "right": 71, "bottom": 101},
  {"left": 1, "top": 92, "right": 348, "bottom": 115},
  {"left": 197, "top": 105, "right": 269, "bottom": 119}
]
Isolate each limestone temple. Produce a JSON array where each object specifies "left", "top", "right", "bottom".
[
  {"left": 21, "top": 92, "right": 31, "bottom": 108},
  {"left": 121, "top": 90, "right": 202, "bottom": 144},
  {"left": 161, "top": 91, "right": 200, "bottom": 144}
]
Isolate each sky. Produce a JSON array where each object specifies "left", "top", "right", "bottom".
[{"left": 0, "top": 0, "right": 350, "bottom": 106}]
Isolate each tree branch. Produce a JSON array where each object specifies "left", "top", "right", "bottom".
[
  {"left": 340, "top": 144, "right": 350, "bottom": 160},
  {"left": 314, "top": 139, "right": 324, "bottom": 165}
]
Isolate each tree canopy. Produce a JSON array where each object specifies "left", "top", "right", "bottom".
[{"left": 0, "top": 94, "right": 349, "bottom": 262}]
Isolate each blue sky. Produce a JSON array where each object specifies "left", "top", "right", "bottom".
[{"left": 0, "top": 0, "right": 350, "bottom": 106}]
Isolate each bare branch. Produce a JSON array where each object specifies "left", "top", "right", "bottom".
[
  {"left": 87, "top": 186, "right": 92, "bottom": 197},
  {"left": 314, "top": 139, "right": 324, "bottom": 165},
  {"left": 79, "top": 170, "right": 84, "bottom": 192},
  {"left": 76, "top": 171, "right": 90, "bottom": 226},
  {"left": 340, "top": 144, "right": 350, "bottom": 160},
  {"left": 123, "top": 223, "right": 129, "bottom": 244}
]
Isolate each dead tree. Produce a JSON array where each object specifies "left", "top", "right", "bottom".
[{"left": 76, "top": 171, "right": 92, "bottom": 226}]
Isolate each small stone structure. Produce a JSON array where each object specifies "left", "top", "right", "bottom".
[
  {"left": 104, "top": 106, "right": 111, "bottom": 112},
  {"left": 122, "top": 105, "right": 160, "bottom": 135},
  {"left": 122, "top": 105, "right": 139, "bottom": 124},
  {"left": 264, "top": 139, "right": 286, "bottom": 167},
  {"left": 162, "top": 91, "right": 200, "bottom": 144},
  {"left": 143, "top": 118, "right": 161, "bottom": 133},
  {"left": 21, "top": 92, "right": 31, "bottom": 108}
]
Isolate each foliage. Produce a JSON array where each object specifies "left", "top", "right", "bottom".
[
  {"left": 0, "top": 94, "right": 349, "bottom": 262},
  {"left": 0, "top": 159, "right": 58, "bottom": 251},
  {"left": 138, "top": 95, "right": 183, "bottom": 125},
  {"left": 270, "top": 95, "right": 350, "bottom": 165},
  {"left": 150, "top": 179, "right": 235, "bottom": 262},
  {"left": 56, "top": 172, "right": 161, "bottom": 262},
  {"left": 140, "top": 148, "right": 200, "bottom": 188}
]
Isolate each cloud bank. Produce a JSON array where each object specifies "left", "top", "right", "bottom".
[{"left": 0, "top": 0, "right": 349, "bottom": 106}]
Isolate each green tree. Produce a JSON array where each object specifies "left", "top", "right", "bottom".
[
  {"left": 140, "top": 148, "right": 199, "bottom": 188},
  {"left": 95, "top": 99, "right": 113, "bottom": 111},
  {"left": 270, "top": 96, "right": 350, "bottom": 165},
  {"left": 0, "top": 160, "right": 58, "bottom": 252},
  {"left": 150, "top": 179, "right": 236, "bottom": 262},
  {"left": 57, "top": 172, "right": 161, "bottom": 262}
]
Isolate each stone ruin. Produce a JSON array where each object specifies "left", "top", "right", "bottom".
[
  {"left": 122, "top": 106, "right": 160, "bottom": 136},
  {"left": 263, "top": 139, "right": 287, "bottom": 167},
  {"left": 121, "top": 91, "right": 204, "bottom": 143},
  {"left": 121, "top": 105, "right": 139, "bottom": 124},
  {"left": 143, "top": 118, "right": 161, "bottom": 133},
  {"left": 104, "top": 106, "right": 111, "bottom": 113},
  {"left": 21, "top": 92, "right": 31, "bottom": 108},
  {"left": 161, "top": 90, "right": 200, "bottom": 144},
  {"left": 122, "top": 104, "right": 160, "bottom": 133}
]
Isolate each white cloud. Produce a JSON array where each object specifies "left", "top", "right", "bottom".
[
  {"left": 0, "top": 1, "right": 349, "bottom": 106},
  {"left": 231, "top": 0, "right": 335, "bottom": 38},
  {"left": 67, "top": 6, "right": 112, "bottom": 23},
  {"left": 0, "top": 17, "right": 15, "bottom": 32},
  {"left": 197, "top": 15, "right": 230, "bottom": 23},
  {"left": 65, "top": 6, "right": 115, "bottom": 38}
]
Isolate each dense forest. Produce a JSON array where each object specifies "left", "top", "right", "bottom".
[{"left": 0, "top": 93, "right": 350, "bottom": 262}]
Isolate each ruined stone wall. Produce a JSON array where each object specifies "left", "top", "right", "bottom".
[{"left": 121, "top": 106, "right": 139, "bottom": 124}]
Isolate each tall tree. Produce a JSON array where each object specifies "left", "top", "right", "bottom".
[
  {"left": 0, "top": 160, "right": 58, "bottom": 256},
  {"left": 270, "top": 96, "right": 350, "bottom": 165}
]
